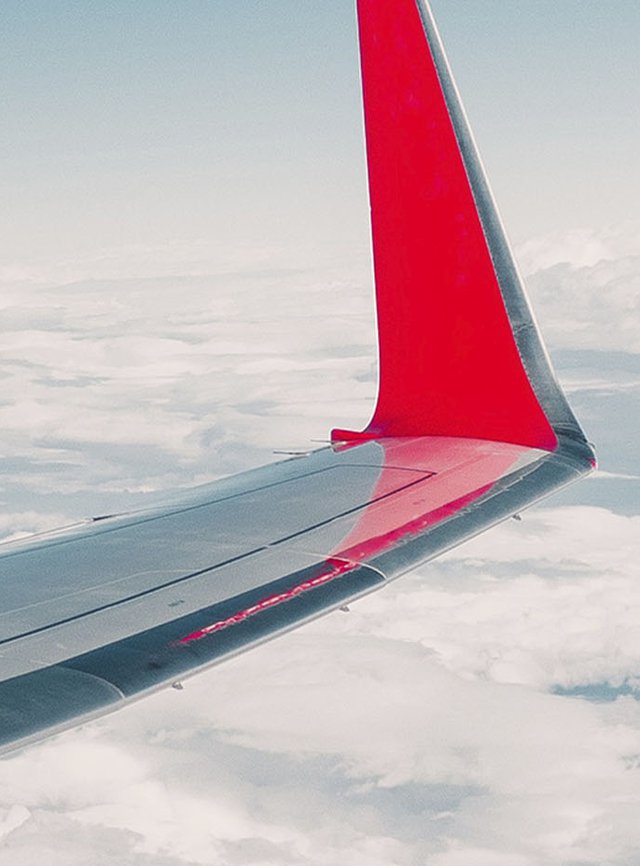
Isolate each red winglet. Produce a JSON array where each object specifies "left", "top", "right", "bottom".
[{"left": 333, "top": 0, "right": 557, "bottom": 451}]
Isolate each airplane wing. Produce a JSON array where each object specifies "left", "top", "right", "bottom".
[{"left": 0, "top": 0, "right": 595, "bottom": 755}]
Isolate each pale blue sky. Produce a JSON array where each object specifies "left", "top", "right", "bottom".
[
  {"left": 1, "top": 6, "right": 640, "bottom": 863},
  {"left": 0, "top": 0, "right": 638, "bottom": 278}
]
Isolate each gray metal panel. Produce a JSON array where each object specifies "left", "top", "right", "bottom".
[
  {"left": 2, "top": 463, "right": 432, "bottom": 643},
  {"left": 0, "top": 435, "right": 591, "bottom": 757},
  {"left": 0, "top": 667, "right": 123, "bottom": 751},
  {"left": 0, "top": 548, "right": 325, "bottom": 681}
]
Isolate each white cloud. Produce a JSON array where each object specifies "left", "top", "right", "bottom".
[
  {"left": 0, "top": 271, "right": 376, "bottom": 535},
  {"left": 526, "top": 254, "right": 640, "bottom": 353},
  {"left": 516, "top": 222, "right": 640, "bottom": 274},
  {"left": 429, "top": 849, "right": 534, "bottom": 866},
  {"left": 0, "top": 511, "right": 73, "bottom": 544},
  {"left": 0, "top": 227, "right": 639, "bottom": 863},
  {"left": 2, "top": 503, "right": 639, "bottom": 864}
]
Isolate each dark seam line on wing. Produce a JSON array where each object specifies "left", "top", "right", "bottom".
[
  {"left": 0, "top": 472, "right": 435, "bottom": 647},
  {"left": 0, "top": 465, "right": 353, "bottom": 562},
  {"left": 0, "top": 546, "right": 267, "bottom": 648},
  {"left": 349, "top": 465, "right": 438, "bottom": 475},
  {"left": 336, "top": 466, "right": 436, "bottom": 478},
  {"left": 266, "top": 474, "right": 434, "bottom": 546}
]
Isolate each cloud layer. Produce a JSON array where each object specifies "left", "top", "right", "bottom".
[{"left": 0, "top": 231, "right": 638, "bottom": 864}]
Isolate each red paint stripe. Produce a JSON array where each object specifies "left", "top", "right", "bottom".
[
  {"left": 334, "top": 0, "right": 556, "bottom": 450},
  {"left": 176, "top": 558, "right": 355, "bottom": 646}
]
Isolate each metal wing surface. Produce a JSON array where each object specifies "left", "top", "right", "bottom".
[{"left": 0, "top": 0, "right": 595, "bottom": 755}]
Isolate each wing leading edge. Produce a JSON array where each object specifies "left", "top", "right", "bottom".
[{"left": 0, "top": 0, "right": 594, "bottom": 756}]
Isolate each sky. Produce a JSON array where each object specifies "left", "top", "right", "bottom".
[{"left": 0, "top": 1, "right": 639, "bottom": 864}]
